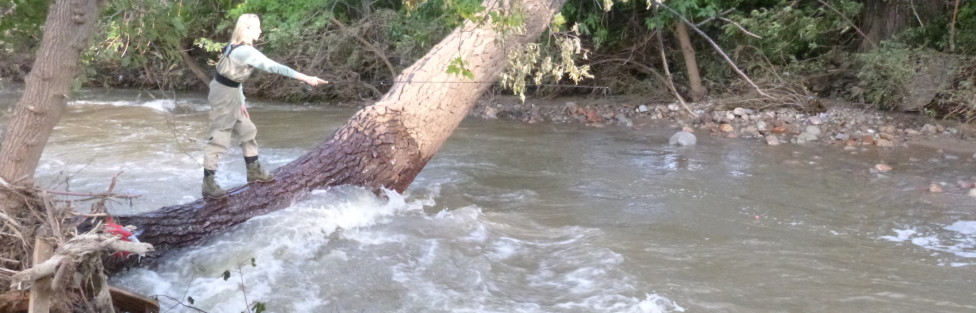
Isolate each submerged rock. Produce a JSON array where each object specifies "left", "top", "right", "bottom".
[{"left": 669, "top": 131, "right": 697, "bottom": 146}]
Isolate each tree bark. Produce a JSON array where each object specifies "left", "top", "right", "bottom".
[
  {"left": 0, "top": 2, "right": 106, "bottom": 307},
  {"left": 0, "top": 0, "right": 105, "bottom": 186},
  {"left": 859, "top": 0, "right": 943, "bottom": 51},
  {"left": 675, "top": 21, "right": 705, "bottom": 101},
  {"left": 116, "top": 0, "right": 568, "bottom": 259}
]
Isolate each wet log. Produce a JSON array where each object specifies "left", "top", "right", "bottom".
[{"left": 114, "top": 0, "right": 568, "bottom": 265}]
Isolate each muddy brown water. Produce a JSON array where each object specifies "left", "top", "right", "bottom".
[{"left": 2, "top": 86, "right": 975, "bottom": 312}]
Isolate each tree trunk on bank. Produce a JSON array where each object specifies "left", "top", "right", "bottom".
[
  {"left": 0, "top": 0, "right": 106, "bottom": 248},
  {"left": 0, "top": 0, "right": 105, "bottom": 187},
  {"left": 116, "top": 0, "right": 568, "bottom": 260},
  {"left": 674, "top": 21, "right": 705, "bottom": 101},
  {"left": 0, "top": 0, "right": 106, "bottom": 309},
  {"left": 859, "top": 0, "right": 943, "bottom": 51}
]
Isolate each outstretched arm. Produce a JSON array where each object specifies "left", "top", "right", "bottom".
[{"left": 235, "top": 46, "right": 329, "bottom": 86}]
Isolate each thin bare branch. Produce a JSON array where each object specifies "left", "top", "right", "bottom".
[
  {"left": 39, "top": 190, "right": 139, "bottom": 199},
  {"left": 719, "top": 17, "right": 761, "bottom": 39},
  {"left": 653, "top": 2, "right": 772, "bottom": 99},
  {"left": 950, "top": 0, "right": 961, "bottom": 52}
]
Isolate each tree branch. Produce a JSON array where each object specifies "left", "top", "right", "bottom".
[
  {"left": 950, "top": 0, "right": 961, "bottom": 52},
  {"left": 10, "top": 233, "right": 153, "bottom": 290},
  {"left": 653, "top": 2, "right": 772, "bottom": 99},
  {"left": 180, "top": 43, "right": 211, "bottom": 88}
]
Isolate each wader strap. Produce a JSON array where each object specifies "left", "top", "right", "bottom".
[
  {"left": 213, "top": 43, "right": 246, "bottom": 88},
  {"left": 214, "top": 72, "right": 240, "bottom": 88}
]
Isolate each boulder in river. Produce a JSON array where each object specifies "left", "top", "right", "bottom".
[{"left": 669, "top": 130, "right": 697, "bottom": 146}]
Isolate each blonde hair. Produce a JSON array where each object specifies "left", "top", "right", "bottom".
[{"left": 229, "top": 14, "right": 260, "bottom": 45}]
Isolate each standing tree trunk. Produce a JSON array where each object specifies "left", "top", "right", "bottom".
[
  {"left": 859, "top": 0, "right": 944, "bottom": 51},
  {"left": 674, "top": 20, "right": 705, "bottom": 101},
  {"left": 116, "top": 0, "right": 569, "bottom": 259},
  {"left": 0, "top": 0, "right": 105, "bottom": 187}
]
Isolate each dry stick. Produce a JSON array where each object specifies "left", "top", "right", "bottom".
[
  {"left": 908, "top": 0, "right": 924, "bottom": 27},
  {"left": 237, "top": 262, "right": 250, "bottom": 311},
  {"left": 817, "top": 0, "right": 876, "bottom": 50},
  {"left": 694, "top": 9, "right": 735, "bottom": 27},
  {"left": 40, "top": 191, "right": 61, "bottom": 244},
  {"left": 38, "top": 190, "right": 137, "bottom": 199},
  {"left": 91, "top": 172, "right": 125, "bottom": 215},
  {"left": 655, "top": 31, "right": 695, "bottom": 116},
  {"left": 162, "top": 113, "right": 203, "bottom": 168},
  {"left": 718, "top": 17, "right": 761, "bottom": 39},
  {"left": 154, "top": 295, "right": 208, "bottom": 313},
  {"left": 950, "top": 0, "right": 961, "bottom": 52},
  {"left": 653, "top": 2, "right": 772, "bottom": 99}
]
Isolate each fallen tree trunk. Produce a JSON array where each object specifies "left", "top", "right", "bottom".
[{"left": 117, "top": 0, "right": 568, "bottom": 260}]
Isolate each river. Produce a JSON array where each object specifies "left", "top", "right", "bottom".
[{"left": 2, "top": 86, "right": 975, "bottom": 312}]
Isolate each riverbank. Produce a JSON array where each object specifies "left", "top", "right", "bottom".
[{"left": 471, "top": 95, "right": 976, "bottom": 155}]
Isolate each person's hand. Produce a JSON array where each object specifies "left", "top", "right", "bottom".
[
  {"left": 241, "top": 103, "right": 250, "bottom": 119},
  {"left": 297, "top": 73, "right": 328, "bottom": 86}
]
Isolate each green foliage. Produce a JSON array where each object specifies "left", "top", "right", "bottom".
[
  {"left": 931, "top": 60, "right": 976, "bottom": 122},
  {"left": 728, "top": 0, "right": 862, "bottom": 64},
  {"left": 955, "top": 3, "right": 976, "bottom": 54},
  {"left": 94, "top": 0, "right": 231, "bottom": 63},
  {"left": 249, "top": 302, "right": 267, "bottom": 313},
  {"left": 447, "top": 57, "right": 475, "bottom": 79},
  {"left": 0, "top": 0, "right": 51, "bottom": 52},
  {"left": 446, "top": 0, "right": 486, "bottom": 21},
  {"left": 82, "top": 0, "right": 237, "bottom": 88},
  {"left": 228, "top": 0, "right": 332, "bottom": 51},
  {"left": 851, "top": 42, "right": 914, "bottom": 109},
  {"left": 644, "top": 0, "right": 726, "bottom": 29},
  {"left": 896, "top": 1, "right": 976, "bottom": 54},
  {"left": 194, "top": 37, "right": 226, "bottom": 54}
]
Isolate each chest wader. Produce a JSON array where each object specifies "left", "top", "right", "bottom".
[{"left": 202, "top": 44, "right": 275, "bottom": 199}]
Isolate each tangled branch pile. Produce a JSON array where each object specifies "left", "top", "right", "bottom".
[{"left": 0, "top": 177, "right": 153, "bottom": 312}]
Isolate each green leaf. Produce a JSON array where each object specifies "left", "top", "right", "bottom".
[
  {"left": 251, "top": 258, "right": 257, "bottom": 267},
  {"left": 253, "top": 302, "right": 267, "bottom": 313},
  {"left": 446, "top": 57, "right": 463, "bottom": 75}
]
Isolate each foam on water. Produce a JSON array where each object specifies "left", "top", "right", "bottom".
[
  {"left": 113, "top": 187, "right": 682, "bottom": 313},
  {"left": 882, "top": 220, "right": 976, "bottom": 266},
  {"left": 68, "top": 98, "right": 203, "bottom": 113},
  {"left": 114, "top": 187, "right": 419, "bottom": 312}
]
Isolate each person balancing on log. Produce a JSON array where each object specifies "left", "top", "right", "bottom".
[{"left": 202, "top": 13, "right": 328, "bottom": 199}]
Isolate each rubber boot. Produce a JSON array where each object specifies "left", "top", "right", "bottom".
[
  {"left": 245, "top": 156, "right": 274, "bottom": 183},
  {"left": 202, "top": 170, "right": 227, "bottom": 199}
]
